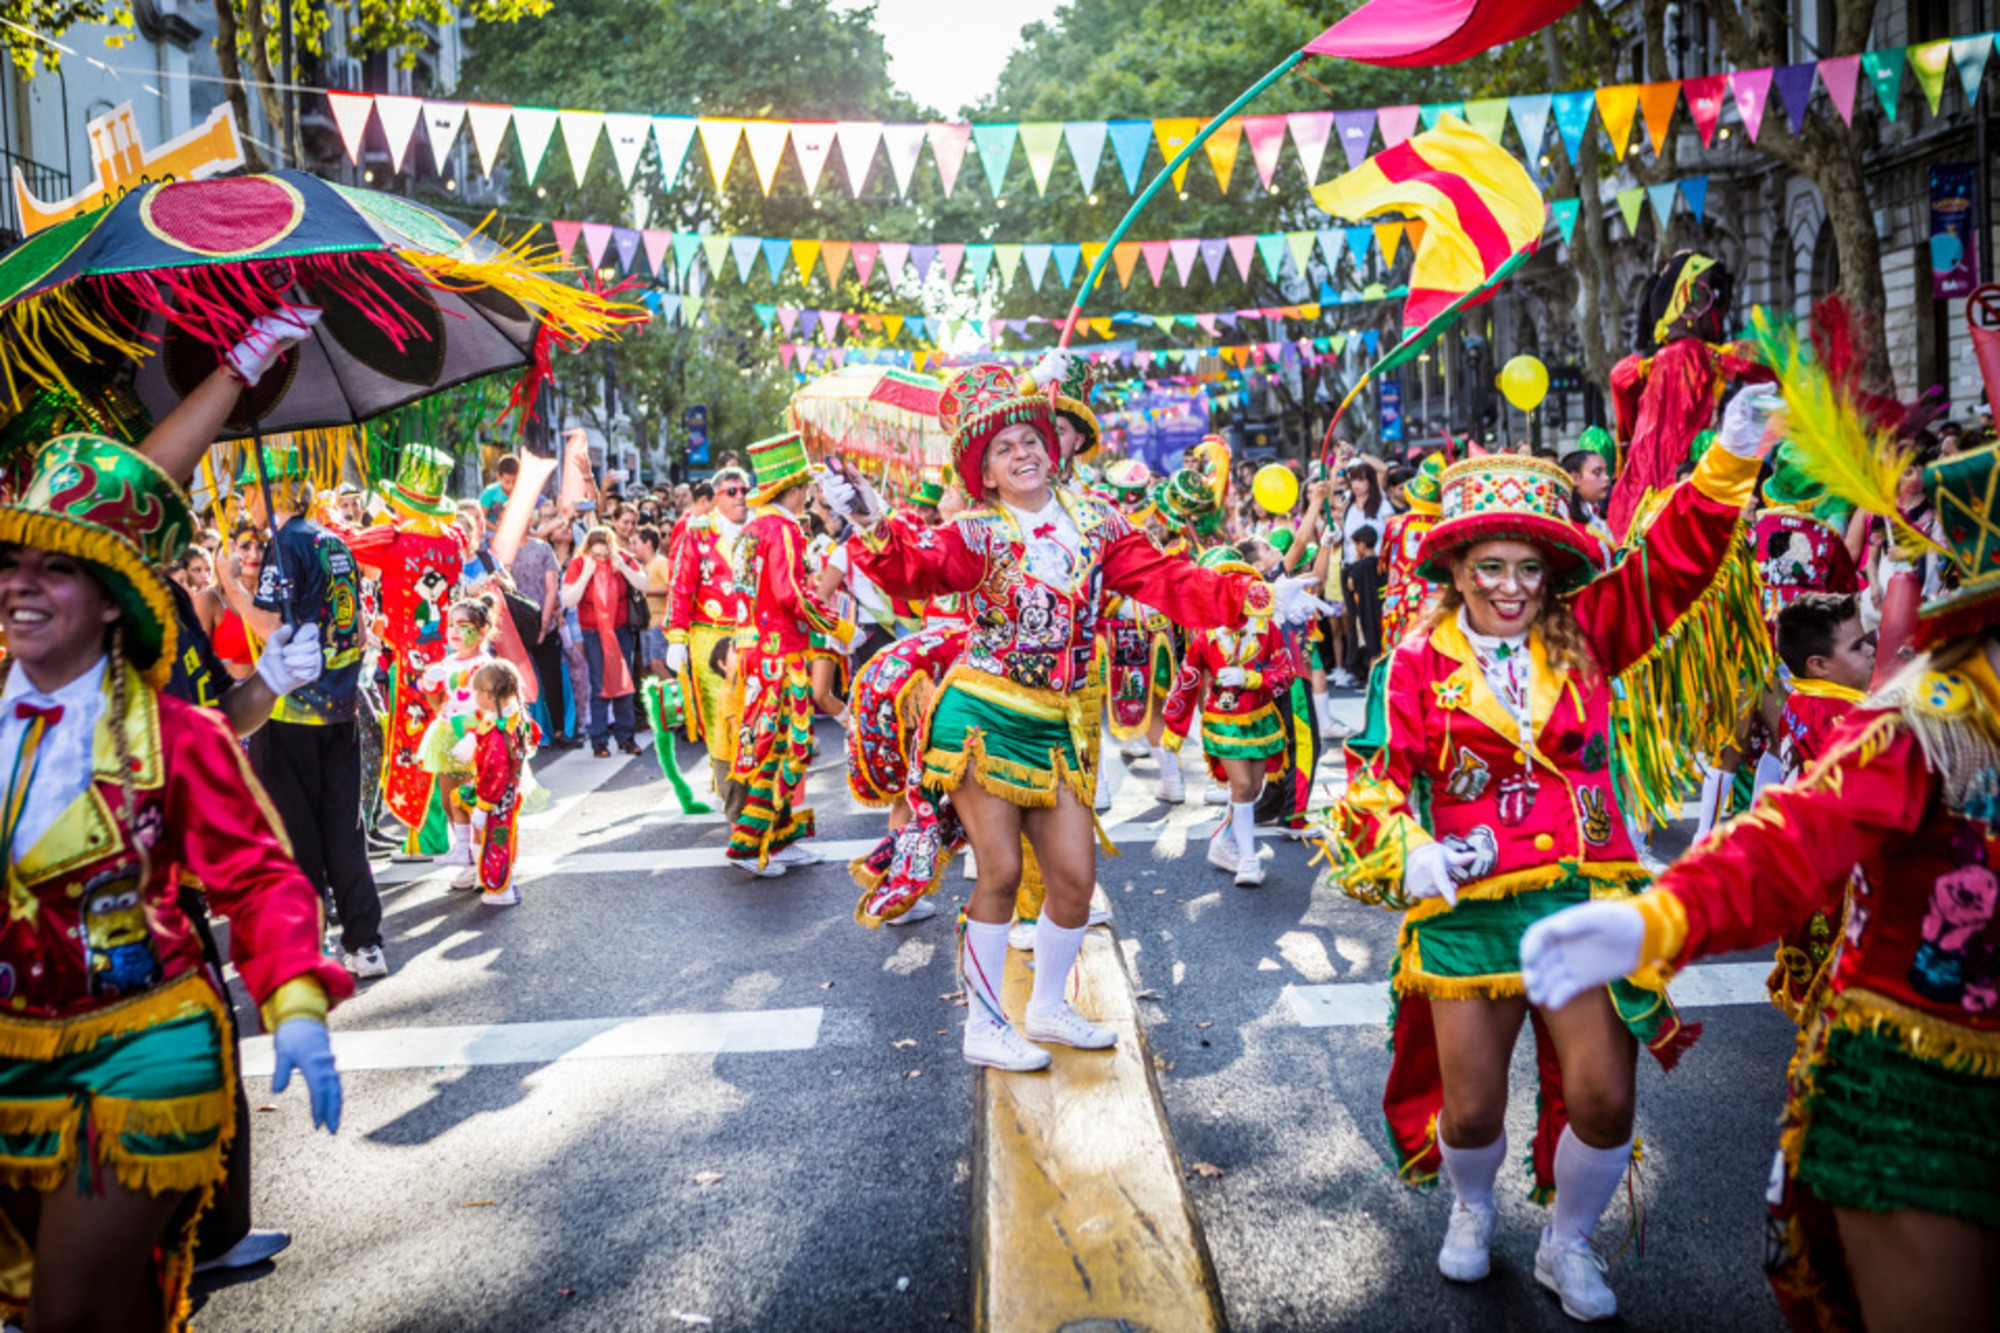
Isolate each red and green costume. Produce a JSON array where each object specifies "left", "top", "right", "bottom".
[{"left": 458, "top": 713, "right": 538, "bottom": 898}]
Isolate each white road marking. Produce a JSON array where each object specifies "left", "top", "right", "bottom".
[
  {"left": 1284, "top": 961, "right": 1776, "bottom": 1029},
  {"left": 241, "top": 1005, "right": 824, "bottom": 1076}
]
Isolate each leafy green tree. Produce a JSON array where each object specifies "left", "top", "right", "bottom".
[{"left": 0, "top": 0, "right": 132, "bottom": 75}]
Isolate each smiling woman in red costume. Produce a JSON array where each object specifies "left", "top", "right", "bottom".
[{"left": 1324, "top": 390, "right": 1779, "bottom": 1322}]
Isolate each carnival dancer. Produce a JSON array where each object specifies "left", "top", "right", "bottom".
[
  {"left": 417, "top": 592, "right": 501, "bottom": 873},
  {"left": 1321, "top": 391, "right": 1779, "bottom": 1320},
  {"left": 0, "top": 433, "right": 350, "bottom": 1330},
  {"left": 1097, "top": 459, "right": 1182, "bottom": 799},
  {"left": 726, "top": 432, "right": 857, "bottom": 875},
  {"left": 1160, "top": 546, "right": 1295, "bottom": 888},
  {"left": 1522, "top": 460, "right": 2000, "bottom": 1333},
  {"left": 664, "top": 466, "right": 751, "bottom": 818},
  {"left": 826, "top": 364, "right": 1330, "bottom": 1071},
  {"left": 336, "top": 445, "right": 472, "bottom": 855},
  {"left": 456, "top": 660, "right": 538, "bottom": 907}
]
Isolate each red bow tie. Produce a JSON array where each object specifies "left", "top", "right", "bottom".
[
  {"left": 1032, "top": 523, "right": 1056, "bottom": 539},
  {"left": 14, "top": 702, "right": 62, "bottom": 726}
]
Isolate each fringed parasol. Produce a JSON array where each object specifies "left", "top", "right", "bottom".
[{"left": 787, "top": 366, "right": 950, "bottom": 493}]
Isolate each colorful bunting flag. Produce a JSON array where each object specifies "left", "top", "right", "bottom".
[
  {"left": 972, "top": 122, "right": 1019, "bottom": 196},
  {"left": 1862, "top": 49, "right": 1905, "bottom": 120},
  {"left": 1615, "top": 185, "right": 1645, "bottom": 235},
  {"left": 326, "top": 91, "right": 374, "bottom": 165},
  {"left": 604, "top": 112, "right": 652, "bottom": 186},
  {"left": 1153, "top": 118, "right": 1202, "bottom": 190},
  {"left": 1053, "top": 243, "right": 1081, "bottom": 287},
  {"left": 1730, "top": 68, "right": 1773, "bottom": 142},
  {"left": 1243, "top": 115, "right": 1288, "bottom": 189},
  {"left": 1636, "top": 81, "right": 1680, "bottom": 155},
  {"left": 374, "top": 94, "right": 424, "bottom": 174},
  {"left": 1772, "top": 62, "right": 1817, "bottom": 136},
  {"left": 558, "top": 110, "right": 605, "bottom": 186},
  {"left": 1550, "top": 91, "right": 1594, "bottom": 165},
  {"left": 1463, "top": 98, "right": 1510, "bottom": 145},
  {"left": 1681, "top": 74, "right": 1726, "bottom": 146},
  {"left": 1019, "top": 121, "right": 1065, "bottom": 195},
  {"left": 652, "top": 116, "right": 697, "bottom": 187},
  {"left": 1203, "top": 117, "right": 1246, "bottom": 193},
  {"left": 1645, "top": 180, "right": 1677, "bottom": 225},
  {"left": 1065, "top": 120, "right": 1108, "bottom": 194},
  {"left": 741, "top": 120, "right": 791, "bottom": 194},
  {"left": 1952, "top": 35, "right": 1993, "bottom": 108},
  {"left": 696, "top": 118, "right": 742, "bottom": 190},
  {"left": 1681, "top": 175, "right": 1708, "bottom": 222},
  {"left": 882, "top": 123, "right": 929, "bottom": 196},
  {"left": 1378, "top": 105, "right": 1421, "bottom": 148},
  {"left": 1909, "top": 40, "right": 1951, "bottom": 116},
  {"left": 821, "top": 240, "right": 850, "bottom": 284},
  {"left": 1595, "top": 85, "right": 1640, "bottom": 159},
  {"left": 1508, "top": 93, "right": 1552, "bottom": 159},
  {"left": 836, "top": 122, "right": 883, "bottom": 196},
  {"left": 1106, "top": 119, "right": 1153, "bottom": 192},
  {"left": 928, "top": 122, "right": 971, "bottom": 196},
  {"left": 421, "top": 101, "right": 466, "bottom": 175},
  {"left": 1819, "top": 54, "right": 1862, "bottom": 125},
  {"left": 1549, "top": 197, "right": 1580, "bottom": 244},
  {"left": 1329, "top": 109, "right": 1374, "bottom": 171}
]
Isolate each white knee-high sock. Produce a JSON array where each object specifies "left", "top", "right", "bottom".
[
  {"left": 1692, "top": 766, "right": 1730, "bottom": 843},
  {"left": 1150, "top": 743, "right": 1175, "bottom": 773},
  {"left": 1230, "top": 801, "right": 1257, "bottom": 858},
  {"left": 1439, "top": 1133, "right": 1506, "bottom": 1212},
  {"left": 961, "top": 919, "right": 1012, "bottom": 1033},
  {"left": 1027, "top": 918, "right": 1087, "bottom": 1017},
  {"left": 1549, "top": 1128, "right": 1632, "bottom": 1247},
  {"left": 451, "top": 821, "right": 471, "bottom": 850}
]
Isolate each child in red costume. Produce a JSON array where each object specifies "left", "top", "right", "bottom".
[{"left": 457, "top": 661, "right": 538, "bottom": 907}]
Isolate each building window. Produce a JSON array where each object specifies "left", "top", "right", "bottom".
[{"left": 1911, "top": 0, "right": 1954, "bottom": 45}]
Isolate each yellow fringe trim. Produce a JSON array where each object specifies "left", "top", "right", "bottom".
[
  {"left": 1822, "top": 986, "right": 2000, "bottom": 1078},
  {"left": 922, "top": 727, "right": 1092, "bottom": 810},
  {"left": 0, "top": 972, "right": 218, "bottom": 1063},
  {"left": 395, "top": 235, "right": 649, "bottom": 344},
  {"left": 1392, "top": 964, "right": 1528, "bottom": 1001},
  {"left": 0, "top": 282, "right": 155, "bottom": 413},
  {"left": 1399, "top": 860, "right": 1649, "bottom": 926}
]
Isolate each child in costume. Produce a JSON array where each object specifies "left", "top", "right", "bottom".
[
  {"left": 0, "top": 434, "right": 350, "bottom": 1330},
  {"left": 457, "top": 660, "right": 538, "bottom": 907},
  {"left": 1161, "top": 547, "right": 1295, "bottom": 888},
  {"left": 1322, "top": 392, "right": 1780, "bottom": 1323},
  {"left": 417, "top": 592, "right": 499, "bottom": 870}
]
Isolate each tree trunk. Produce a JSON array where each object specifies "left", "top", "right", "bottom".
[
  {"left": 212, "top": 0, "right": 264, "bottom": 171},
  {"left": 239, "top": 1, "right": 290, "bottom": 167}
]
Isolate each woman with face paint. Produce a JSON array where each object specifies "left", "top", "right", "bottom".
[
  {"left": 825, "top": 364, "right": 1332, "bottom": 1072},
  {"left": 1324, "top": 391, "right": 1782, "bottom": 1321}
]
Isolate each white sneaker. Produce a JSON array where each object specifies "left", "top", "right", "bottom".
[
  {"left": 481, "top": 886, "right": 520, "bottom": 907},
  {"left": 344, "top": 945, "right": 389, "bottom": 979},
  {"left": 1207, "top": 829, "right": 1239, "bottom": 872},
  {"left": 1234, "top": 852, "right": 1265, "bottom": 888},
  {"left": 1094, "top": 778, "right": 1113, "bottom": 812},
  {"left": 1331, "top": 668, "right": 1359, "bottom": 689},
  {"left": 1157, "top": 763, "right": 1185, "bottom": 804},
  {"left": 964, "top": 1021, "right": 1051, "bottom": 1071},
  {"left": 886, "top": 897, "right": 938, "bottom": 925},
  {"left": 1008, "top": 920, "right": 1037, "bottom": 951},
  {"left": 770, "top": 842, "right": 823, "bottom": 867},
  {"left": 1535, "top": 1230, "right": 1616, "bottom": 1322},
  {"left": 1087, "top": 903, "right": 1112, "bottom": 926},
  {"left": 1120, "top": 738, "right": 1150, "bottom": 760},
  {"left": 438, "top": 842, "right": 473, "bottom": 868},
  {"left": 449, "top": 865, "right": 478, "bottom": 891},
  {"left": 732, "top": 858, "right": 787, "bottom": 878},
  {"left": 1437, "top": 1202, "right": 1496, "bottom": 1282},
  {"left": 193, "top": 1227, "right": 292, "bottom": 1273},
  {"left": 1023, "top": 1001, "right": 1117, "bottom": 1049}
]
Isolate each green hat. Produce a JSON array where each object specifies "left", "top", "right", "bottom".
[
  {"left": 1105, "top": 458, "right": 1152, "bottom": 501},
  {"left": 1577, "top": 424, "right": 1617, "bottom": 469},
  {"left": 1195, "top": 544, "right": 1256, "bottom": 579},
  {"left": 748, "top": 431, "right": 813, "bottom": 505},
  {"left": 1404, "top": 450, "right": 1448, "bottom": 516},
  {"left": 380, "top": 444, "right": 458, "bottom": 520},
  {"left": 1161, "top": 466, "right": 1219, "bottom": 527},
  {"left": 909, "top": 473, "right": 946, "bottom": 509},
  {"left": 0, "top": 434, "right": 191, "bottom": 686},
  {"left": 234, "top": 440, "right": 305, "bottom": 488},
  {"left": 1267, "top": 528, "right": 1296, "bottom": 556}
]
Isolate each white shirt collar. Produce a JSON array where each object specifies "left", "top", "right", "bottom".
[
  {"left": 1456, "top": 608, "right": 1526, "bottom": 658},
  {"left": 2, "top": 654, "right": 108, "bottom": 712}
]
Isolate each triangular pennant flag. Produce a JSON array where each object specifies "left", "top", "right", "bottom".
[
  {"left": 697, "top": 118, "right": 744, "bottom": 189},
  {"left": 910, "top": 243, "right": 937, "bottom": 284},
  {"left": 1167, "top": 238, "right": 1198, "bottom": 286},
  {"left": 1418, "top": 101, "right": 1465, "bottom": 130},
  {"left": 1681, "top": 176, "right": 1708, "bottom": 223},
  {"left": 1328, "top": 109, "right": 1373, "bottom": 171},
  {"left": 788, "top": 123, "right": 836, "bottom": 195},
  {"left": 581, "top": 223, "right": 613, "bottom": 269},
  {"left": 1909, "top": 41, "right": 1951, "bottom": 116},
  {"left": 729, "top": 236, "right": 760, "bottom": 283},
  {"left": 1773, "top": 62, "right": 1818, "bottom": 136},
  {"left": 651, "top": 116, "right": 697, "bottom": 187},
  {"left": 1316, "top": 228, "right": 1347, "bottom": 270},
  {"left": 1242, "top": 114, "right": 1288, "bottom": 188},
  {"left": 927, "top": 122, "right": 971, "bottom": 196},
  {"left": 374, "top": 94, "right": 424, "bottom": 174},
  {"left": 751, "top": 303, "right": 775, "bottom": 332},
  {"left": 1373, "top": 221, "right": 1405, "bottom": 264},
  {"left": 1063, "top": 121, "right": 1108, "bottom": 194},
  {"left": 1681, "top": 74, "right": 1727, "bottom": 146},
  {"left": 1018, "top": 122, "right": 1064, "bottom": 195},
  {"left": 550, "top": 219, "right": 582, "bottom": 261},
  {"left": 798, "top": 310, "right": 821, "bottom": 340},
  {"left": 1202, "top": 117, "right": 1245, "bottom": 194},
  {"left": 1197, "top": 313, "right": 1218, "bottom": 336},
  {"left": 1199, "top": 236, "right": 1229, "bottom": 282},
  {"left": 421, "top": 101, "right": 466, "bottom": 174},
  {"left": 1594, "top": 85, "right": 1640, "bottom": 159},
  {"left": 1378, "top": 105, "right": 1421, "bottom": 148},
  {"left": 1645, "top": 180, "right": 1677, "bottom": 225},
  {"left": 1106, "top": 119, "right": 1153, "bottom": 192},
  {"left": 835, "top": 122, "right": 883, "bottom": 196},
  {"left": 656, "top": 294, "right": 680, "bottom": 326},
  {"left": 964, "top": 244, "right": 994, "bottom": 285},
  {"left": 681, "top": 296, "right": 703, "bottom": 327},
  {"left": 513, "top": 107, "right": 560, "bottom": 183},
  {"left": 741, "top": 120, "right": 791, "bottom": 195},
  {"left": 1550, "top": 91, "right": 1594, "bottom": 165},
  {"left": 939, "top": 245, "right": 965, "bottom": 284},
  {"left": 879, "top": 242, "right": 910, "bottom": 289},
  {"left": 971, "top": 122, "right": 1018, "bottom": 196},
  {"left": 603, "top": 113, "right": 652, "bottom": 186},
  {"left": 464, "top": 104, "right": 513, "bottom": 177},
  {"left": 1152, "top": 316, "right": 1175, "bottom": 334},
  {"left": 1052, "top": 243, "right": 1081, "bottom": 288},
  {"left": 1615, "top": 186, "right": 1646, "bottom": 235},
  {"left": 672, "top": 232, "right": 701, "bottom": 277},
  {"left": 558, "top": 109, "right": 605, "bottom": 186},
  {"left": 778, "top": 344, "right": 795, "bottom": 370},
  {"left": 326, "top": 92, "right": 374, "bottom": 165},
  {"left": 882, "top": 123, "right": 928, "bottom": 196},
  {"left": 1344, "top": 224, "right": 1375, "bottom": 264},
  {"left": 1862, "top": 49, "right": 1905, "bottom": 121},
  {"left": 852, "top": 242, "right": 879, "bottom": 286},
  {"left": 1286, "top": 230, "right": 1316, "bottom": 276},
  {"left": 1730, "top": 68, "right": 1774, "bottom": 143},
  {"left": 994, "top": 243, "right": 1023, "bottom": 289},
  {"left": 882, "top": 315, "right": 905, "bottom": 342},
  {"left": 1112, "top": 242, "right": 1142, "bottom": 288},
  {"left": 1153, "top": 117, "right": 1202, "bottom": 190},
  {"left": 1463, "top": 98, "right": 1510, "bottom": 145},
  {"left": 612, "top": 228, "right": 641, "bottom": 274},
  {"left": 1508, "top": 93, "right": 1552, "bottom": 159},
  {"left": 1636, "top": 81, "right": 1680, "bottom": 155},
  {"left": 760, "top": 237, "right": 790, "bottom": 283},
  {"left": 1022, "top": 243, "right": 1051, "bottom": 291},
  {"left": 642, "top": 229, "right": 671, "bottom": 276},
  {"left": 1953, "top": 35, "right": 1993, "bottom": 109},
  {"left": 1226, "top": 234, "right": 1257, "bottom": 281},
  {"left": 820, "top": 240, "right": 850, "bottom": 285},
  {"left": 1549, "top": 198, "right": 1580, "bottom": 244},
  {"left": 1255, "top": 232, "right": 1289, "bottom": 278},
  {"left": 1819, "top": 54, "right": 1862, "bottom": 125},
  {"left": 700, "top": 234, "right": 729, "bottom": 278},
  {"left": 1140, "top": 240, "right": 1170, "bottom": 287}
]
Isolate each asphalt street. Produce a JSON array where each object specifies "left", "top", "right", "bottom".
[{"left": 197, "top": 703, "right": 1797, "bottom": 1332}]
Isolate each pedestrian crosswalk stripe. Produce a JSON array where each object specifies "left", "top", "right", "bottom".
[
  {"left": 1284, "top": 961, "right": 1776, "bottom": 1028},
  {"left": 239, "top": 1005, "right": 825, "bottom": 1076}
]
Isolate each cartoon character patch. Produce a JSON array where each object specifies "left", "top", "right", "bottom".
[
  {"left": 1496, "top": 773, "right": 1539, "bottom": 827},
  {"left": 82, "top": 866, "right": 161, "bottom": 998},
  {"left": 1440, "top": 825, "right": 1499, "bottom": 883},
  {"left": 1577, "top": 786, "right": 1613, "bottom": 845},
  {"left": 1909, "top": 827, "right": 2000, "bottom": 1008}
]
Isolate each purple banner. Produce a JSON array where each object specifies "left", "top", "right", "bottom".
[{"left": 1931, "top": 163, "right": 1981, "bottom": 300}]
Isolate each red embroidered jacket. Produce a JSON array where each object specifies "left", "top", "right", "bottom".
[
  {"left": 2, "top": 671, "right": 354, "bottom": 1021},
  {"left": 1778, "top": 681, "right": 1864, "bottom": 777},
  {"left": 852, "top": 493, "right": 1266, "bottom": 697},
  {"left": 737, "top": 507, "right": 850, "bottom": 656},
  {"left": 461, "top": 715, "right": 537, "bottom": 814},
  {"left": 1339, "top": 448, "right": 1761, "bottom": 890},
  {"left": 666, "top": 513, "right": 748, "bottom": 642},
  {"left": 1161, "top": 618, "right": 1295, "bottom": 743}
]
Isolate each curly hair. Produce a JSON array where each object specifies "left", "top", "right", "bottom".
[{"left": 1419, "top": 578, "right": 1600, "bottom": 686}]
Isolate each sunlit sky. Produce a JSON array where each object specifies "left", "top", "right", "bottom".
[{"left": 834, "top": 0, "right": 1072, "bottom": 118}]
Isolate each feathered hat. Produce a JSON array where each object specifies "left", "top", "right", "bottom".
[{"left": 938, "top": 364, "right": 1055, "bottom": 501}]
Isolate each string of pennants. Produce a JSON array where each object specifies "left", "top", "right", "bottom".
[
  {"left": 767, "top": 334, "right": 1374, "bottom": 376},
  {"left": 324, "top": 31, "right": 1995, "bottom": 197},
  {"left": 748, "top": 293, "right": 1399, "bottom": 346}
]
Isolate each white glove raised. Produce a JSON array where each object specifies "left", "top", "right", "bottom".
[
  {"left": 817, "top": 460, "right": 885, "bottom": 529},
  {"left": 1520, "top": 900, "right": 1648, "bottom": 1010},
  {"left": 1717, "top": 389, "right": 1786, "bottom": 460},
  {"left": 226, "top": 306, "right": 324, "bottom": 387},
  {"left": 664, "top": 641, "right": 690, "bottom": 675},
  {"left": 1215, "top": 666, "right": 1247, "bottom": 688},
  {"left": 1273, "top": 574, "right": 1337, "bottom": 627},
  {"left": 254, "top": 621, "right": 323, "bottom": 696},
  {"left": 1030, "top": 348, "right": 1074, "bottom": 390}
]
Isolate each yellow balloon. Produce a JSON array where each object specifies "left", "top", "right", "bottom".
[
  {"left": 1498, "top": 355, "right": 1550, "bottom": 412},
  {"left": 1252, "top": 463, "right": 1300, "bottom": 514}
]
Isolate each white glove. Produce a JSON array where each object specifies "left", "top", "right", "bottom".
[
  {"left": 470, "top": 808, "right": 489, "bottom": 833},
  {"left": 1031, "top": 348, "right": 1073, "bottom": 390},
  {"left": 1717, "top": 389, "right": 1786, "bottom": 460},
  {"left": 1273, "top": 574, "right": 1337, "bottom": 627},
  {"left": 450, "top": 734, "right": 478, "bottom": 766},
  {"left": 254, "top": 622, "right": 323, "bottom": 696},
  {"left": 226, "top": 305, "right": 324, "bottom": 387},
  {"left": 664, "top": 641, "right": 690, "bottom": 675},
  {"left": 816, "top": 462, "right": 884, "bottom": 528},
  {"left": 1215, "top": 666, "right": 1246, "bottom": 688},
  {"left": 1405, "top": 841, "right": 1460, "bottom": 906},
  {"left": 1520, "top": 900, "right": 1648, "bottom": 1010}
]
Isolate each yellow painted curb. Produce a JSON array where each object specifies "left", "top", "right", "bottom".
[{"left": 973, "top": 927, "right": 1226, "bottom": 1333}]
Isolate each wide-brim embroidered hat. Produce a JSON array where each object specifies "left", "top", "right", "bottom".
[
  {"left": 938, "top": 364, "right": 1055, "bottom": 502},
  {"left": 748, "top": 431, "right": 813, "bottom": 506},
  {"left": 1195, "top": 544, "right": 1257, "bottom": 580},
  {"left": 380, "top": 443, "right": 459, "bottom": 520},
  {"left": 1104, "top": 457, "right": 1152, "bottom": 502},
  {"left": 909, "top": 473, "right": 946, "bottom": 509},
  {"left": 1415, "top": 454, "right": 1595, "bottom": 589},
  {"left": 0, "top": 433, "right": 190, "bottom": 684},
  {"left": 1916, "top": 441, "right": 2000, "bottom": 645}
]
